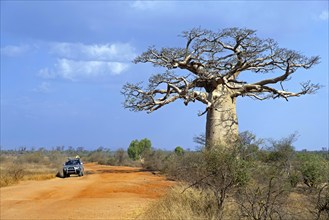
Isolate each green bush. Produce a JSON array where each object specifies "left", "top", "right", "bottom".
[
  {"left": 288, "top": 171, "right": 300, "bottom": 188},
  {"left": 297, "top": 153, "right": 329, "bottom": 188},
  {"left": 127, "top": 138, "right": 151, "bottom": 161},
  {"left": 265, "top": 134, "right": 296, "bottom": 173},
  {"left": 174, "top": 146, "right": 184, "bottom": 156}
]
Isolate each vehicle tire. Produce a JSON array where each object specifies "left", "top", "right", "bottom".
[
  {"left": 78, "top": 170, "right": 84, "bottom": 177},
  {"left": 63, "top": 170, "right": 66, "bottom": 178}
]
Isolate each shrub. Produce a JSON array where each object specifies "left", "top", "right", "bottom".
[
  {"left": 163, "top": 146, "right": 250, "bottom": 217},
  {"left": 17, "top": 152, "right": 46, "bottom": 164},
  {"left": 86, "top": 148, "right": 111, "bottom": 164},
  {"left": 288, "top": 171, "right": 300, "bottom": 188},
  {"left": 142, "top": 149, "right": 171, "bottom": 171},
  {"left": 201, "top": 147, "right": 250, "bottom": 215},
  {"left": 105, "top": 148, "right": 131, "bottom": 166},
  {"left": 265, "top": 134, "right": 297, "bottom": 173},
  {"left": 114, "top": 148, "right": 127, "bottom": 166},
  {"left": 47, "top": 151, "right": 67, "bottom": 170},
  {"left": 311, "top": 184, "right": 329, "bottom": 220},
  {"left": 141, "top": 184, "right": 220, "bottom": 219},
  {"left": 164, "top": 151, "right": 205, "bottom": 182},
  {"left": 236, "top": 173, "right": 291, "bottom": 220},
  {"left": 0, "top": 163, "right": 25, "bottom": 187},
  {"left": 297, "top": 153, "right": 329, "bottom": 188},
  {"left": 9, "top": 163, "right": 25, "bottom": 182},
  {"left": 127, "top": 138, "right": 152, "bottom": 161},
  {"left": 174, "top": 146, "right": 184, "bottom": 156}
]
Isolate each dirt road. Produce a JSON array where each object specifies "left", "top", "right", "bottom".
[{"left": 0, "top": 163, "right": 174, "bottom": 219}]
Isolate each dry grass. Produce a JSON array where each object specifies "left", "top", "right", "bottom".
[
  {"left": 0, "top": 151, "right": 75, "bottom": 187},
  {"left": 285, "top": 190, "right": 313, "bottom": 219},
  {"left": 0, "top": 159, "right": 57, "bottom": 187},
  {"left": 285, "top": 185, "right": 329, "bottom": 220},
  {"left": 139, "top": 184, "right": 222, "bottom": 220},
  {"left": 140, "top": 183, "right": 324, "bottom": 220},
  {"left": 23, "top": 173, "right": 56, "bottom": 181}
]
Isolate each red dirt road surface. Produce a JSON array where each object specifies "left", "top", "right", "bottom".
[{"left": 0, "top": 163, "right": 174, "bottom": 219}]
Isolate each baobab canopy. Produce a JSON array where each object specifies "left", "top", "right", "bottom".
[{"left": 122, "top": 28, "right": 320, "bottom": 148}]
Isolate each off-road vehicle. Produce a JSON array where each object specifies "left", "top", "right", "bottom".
[{"left": 63, "top": 158, "right": 84, "bottom": 178}]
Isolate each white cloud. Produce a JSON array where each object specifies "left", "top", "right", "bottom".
[
  {"left": 130, "top": 1, "right": 157, "bottom": 10},
  {"left": 38, "top": 68, "right": 56, "bottom": 79},
  {"left": 33, "top": 82, "right": 51, "bottom": 93},
  {"left": 319, "top": 10, "right": 329, "bottom": 21},
  {"left": 39, "top": 42, "right": 135, "bottom": 81},
  {"left": 50, "top": 42, "right": 136, "bottom": 61},
  {"left": 39, "top": 58, "right": 129, "bottom": 81},
  {"left": 1, "top": 44, "right": 30, "bottom": 57}
]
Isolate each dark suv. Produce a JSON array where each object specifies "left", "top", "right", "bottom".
[{"left": 63, "top": 158, "right": 84, "bottom": 177}]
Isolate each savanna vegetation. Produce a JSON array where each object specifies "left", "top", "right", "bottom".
[
  {"left": 139, "top": 132, "right": 329, "bottom": 220},
  {"left": 1, "top": 133, "right": 328, "bottom": 219},
  {"left": 0, "top": 145, "right": 137, "bottom": 187}
]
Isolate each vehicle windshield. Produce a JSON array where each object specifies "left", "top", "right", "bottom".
[{"left": 65, "top": 160, "right": 80, "bottom": 165}]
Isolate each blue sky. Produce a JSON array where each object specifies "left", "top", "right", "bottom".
[{"left": 1, "top": 1, "right": 328, "bottom": 151}]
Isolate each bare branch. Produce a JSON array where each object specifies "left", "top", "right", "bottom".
[
  {"left": 231, "top": 80, "right": 322, "bottom": 101},
  {"left": 122, "top": 71, "right": 209, "bottom": 113},
  {"left": 125, "top": 27, "right": 321, "bottom": 114}
]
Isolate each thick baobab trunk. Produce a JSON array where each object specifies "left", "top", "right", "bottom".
[{"left": 205, "top": 85, "right": 238, "bottom": 149}]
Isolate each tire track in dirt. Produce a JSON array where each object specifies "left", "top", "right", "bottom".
[{"left": 0, "top": 163, "right": 174, "bottom": 219}]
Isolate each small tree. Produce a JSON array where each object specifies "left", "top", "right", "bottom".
[
  {"left": 237, "top": 131, "right": 262, "bottom": 161},
  {"left": 127, "top": 138, "right": 152, "bottom": 161},
  {"left": 179, "top": 147, "right": 250, "bottom": 217},
  {"left": 266, "top": 133, "right": 297, "bottom": 175},
  {"left": 127, "top": 140, "right": 139, "bottom": 160},
  {"left": 174, "top": 146, "right": 184, "bottom": 156}
]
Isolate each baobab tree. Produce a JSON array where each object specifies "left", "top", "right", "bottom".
[{"left": 122, "top": 28, "right": 320, "bottom": 148}]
